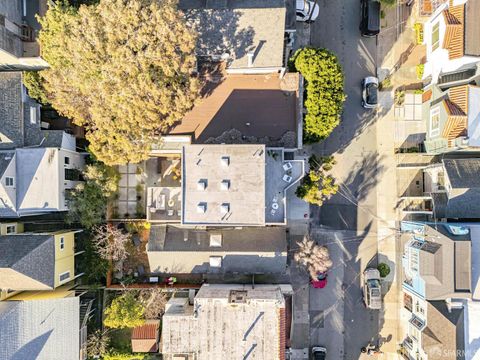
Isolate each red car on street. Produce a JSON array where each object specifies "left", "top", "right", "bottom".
[{"left": 311, "top": 272, "right": 328, "bottom": 288}]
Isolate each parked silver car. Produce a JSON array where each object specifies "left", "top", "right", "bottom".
[
  {"left": 363, "top": 268, "right": 382, "bottom": 310},
  {"left": 361, "top": 76, "right": 379, "bottom": 109},
  {"left": 296, "top": 0, "right": 320, "bottom": 22}
]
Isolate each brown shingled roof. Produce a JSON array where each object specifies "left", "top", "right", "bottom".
[
  {"left": 423, "top": 89, "right": 433, "bottom": 103},
  {"left": 131, "top": 321, "right": 159, "bottom": 353},
  {"left": 442, "top": 2, "right": 465, "bottom": 59},
  {"left": 442, "top": 85, "right": 469, "bottom": 143}
]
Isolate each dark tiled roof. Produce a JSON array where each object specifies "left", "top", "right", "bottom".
[
  {"left": 0, "top": 152, "right": 14, "bottom": 178},
  {"left": 443, "top": 158, "right": 480, "bottom": 189},
  {"left": 446, "top": 188, "right": 480, "bottom": 218},
  {"left": 0, "top": 72, "right": 65, "bottom": 150},
  {"left": 422, "top": 301, "right": 465, "bottom": 359},
  {"left": 0, "top": 72, "right": 24, "bottom": 149},
  {"left": 0, "top": 234, "right": 55, "bottom": 288}
]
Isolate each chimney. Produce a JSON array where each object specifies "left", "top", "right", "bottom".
[{"left": 247, "top": 52, "right": 254, "bottom": 67}]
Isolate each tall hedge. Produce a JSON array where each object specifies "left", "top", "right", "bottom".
[{"left": 292, "top": 48, "right": 346, "bottom": 142}]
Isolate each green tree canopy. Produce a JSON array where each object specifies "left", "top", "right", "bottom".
[
  {"left": 66, "top": 162, "right": 119, "bottom": 228},
  {"left": 296, "top": 156, "right": 339, "bottom": 206},
  {"left": 104, "top": 292, "right": 145, "bottom": 329},
  {"left": 291, "top": 47, "right": 346, "bottom": 142},
  {"left": 28, "top": 0, "right": 199, "bottom": 165}
]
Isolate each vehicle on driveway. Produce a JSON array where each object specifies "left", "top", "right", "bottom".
[
  {"left": 311, "top": 272, "right": 328, "bottom": 288},
  {"left": 361, "top": 76, "right": 379, "bottom": 109},
  {"left": 363, "top": 268, "right": 382, "bottom": 309},
  {"left": 312, "top": 346, "right": 327, "bottom": 360},
  {"left": 296, "top": 0, "right": 320, "bottom": 22},
  {"left": 360, "top": 0, "right": 380, "bottom": 37}
]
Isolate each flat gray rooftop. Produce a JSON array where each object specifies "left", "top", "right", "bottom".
[
  {"left": 182, "top": 144, "right": 266, "bottom": 225},
  {"left": 162, "top": 284, "right": 285, "bottom": 360},
  {"left": 179, "top": 0, "right": 286, "bottom": 69},
  {"left": 147, "top": 225, "right": 287, "bottom": 274}
]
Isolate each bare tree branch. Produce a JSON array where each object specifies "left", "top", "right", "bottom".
[
  {"left": 139, "top": 288, "right": 169, "bottom": 320},
  {"left": 294, "top": 236, "right": 333, "bottom": 278},
  {"left": 93, "top": 225, "right": 130, "bottom": 262}
]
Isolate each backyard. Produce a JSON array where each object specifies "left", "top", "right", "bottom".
[{"left": 112, "top": 156, "right": 181, "bottom": 221}]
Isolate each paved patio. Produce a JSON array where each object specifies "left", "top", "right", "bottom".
[
  {"left": 117, "top": 164, "right": 142, "bottom": 218},
  {"left": 265, "top": 149, "right": 304, "bottom": 224}
]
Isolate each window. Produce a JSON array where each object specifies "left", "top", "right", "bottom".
[
  {"left": 430, "top": 108, "right": 440, "bottom": 137},
  {"left": 30, "top": 106, "right": 37, "bottom": 124},
  {"left": 432, "top": 22, "right": 440, "bottom": 51},
  {"left": 6, "top": 225, "right": 16, "bottom": 234},
  {"left": 59, "top": 271, "right": 70, "bottom": 282},
  {"left": 65, "top": 189, "right": 74, "bottom": 207},
  {"left": 416, "top": 302, "right": 425, "bottom": 315},
  {"left": 65, "top": 156, "right": 70, "bottom": 165},
  {"left": 5, "top": 177, "right": 14, "bottom": 187},
  {"left": 64, "top": 168, "right": 80, "bottom": 181},
  {"left": 60, "top": 237, "right": 65, "bottom": 250},
  {"left": 408, "top": 246, "right": 419, "bottom": 273}
]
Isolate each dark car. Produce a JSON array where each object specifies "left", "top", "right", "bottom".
[
  {"left": 361, "top": 76, "right": 379, "bottom": 108},
  {"left": 312, "top": 346, "right": 327, "bottom": 360},
  {"left": 360, "top": 0, "right": 380, "bottom": 37}
]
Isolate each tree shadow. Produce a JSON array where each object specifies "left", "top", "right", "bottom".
[
  {"left": 341, "top": 152, "right": 386, "bottom": 203},
  {"left": 182, "top": 7, "right": 255, "bottom": 67}
]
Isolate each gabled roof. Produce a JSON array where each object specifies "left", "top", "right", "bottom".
[
  {"left": 0, "top": 72, "right": 67, "bottom": 151},
  {"left": 0, "top": 152, "right": 14, "bottom": 179},
  {"left": 422, "top": 301, "right": 465, "bottom": 360},
  {"left": 443, "top": 158, "right": 480, "bottom": 189},
  {"left": 0, "top": 297, "right": 80, "bottom": 360},
  {"left": 131, "top": 321, "right": 159, "bottom": 353},
  {"left": 442, "top": 1, "right": 465, "bottom": 60},
  {"left": 418, "top": 225, "right": 471, "bottom": 300},
  {"left": 441, "top": 85, "right": 468, "bottom": 141},
  {"left": 0, "top": 72, "right": 24, "bottom": 149},
  {"left": 0, "top": 234, "right": 56, "bottom": 289}
]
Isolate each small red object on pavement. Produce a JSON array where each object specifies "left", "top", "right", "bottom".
[{"left": 311, "top": 272, "right": 328, "bottom": 288}]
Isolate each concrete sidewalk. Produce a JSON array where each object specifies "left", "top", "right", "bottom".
[{"left": 374, "top": 91, "right": 402, "bottom": 359}]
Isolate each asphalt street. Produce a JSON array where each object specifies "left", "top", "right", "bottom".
[{"left": 306, "top": 0, "right": 385, "bottom": 358}]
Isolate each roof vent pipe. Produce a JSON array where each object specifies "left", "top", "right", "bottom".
[{"left": 247, "top": 52, "right": 254, "bottom": 67}]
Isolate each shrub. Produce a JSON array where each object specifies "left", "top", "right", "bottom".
[
  {"left": 103, "top": 354, "right": 147, "bottom": 360},
  {"left": 379, "top": 77, "right": 392, "bottom": 91},
  {"left": 380, "top": 0, "right": 396, "bottom": 6},
  {"left": 416, "top": 64, "right": 424, "bottom": 80},
  {"left": 291, "top": 48, "right": 346, "bottom": 142},
  {"left": 377, "top": 263, "right": 391, "bottom": 278},
  {"left": 104, "top": 292, "right": 145, "bottom": 329},
  {"left": 66, "top": 162, "right": 119, "bottom": 228},
  {"left": 296, "top": 156, "right": 339, "bottom": 205},
  {"left": 414, "top": 23, "right": 424, "bottom": 45}
]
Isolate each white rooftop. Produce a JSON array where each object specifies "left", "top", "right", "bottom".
[
  {"left": 182, "top": 144, "right": 266, "bottom": 226},
  {"left": 162, "top": 284, "right": 287, "bottom": 360}
]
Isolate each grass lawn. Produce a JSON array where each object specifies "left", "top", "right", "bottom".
[{"left": 109, "top": 328, "right": 133, "bottom": 353}]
